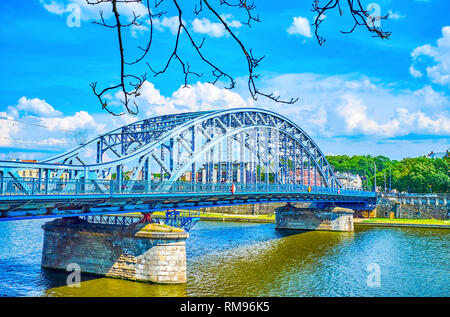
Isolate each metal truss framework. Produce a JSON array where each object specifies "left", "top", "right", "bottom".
[
  {"left": 0, "top": 108, "right": 345, "bottom": 193},
  {"left": 81, "top": 212, "right": 200, "bottom": 232}
]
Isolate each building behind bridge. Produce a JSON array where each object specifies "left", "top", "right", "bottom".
[
  {"left": 12, "top": 159, "right": 70, "bottom": 179},
  {"left": 181, "top": 163, "right": 325, "bottom": 186},
  {"left": 426, "top": 150, "right": 449, "bottom": 159},
  {"left": 335, "top": 172, "right": 363, "bottom": 189},
  {"left": 10, "top": 158, "right": 343, "bottom": 188}
]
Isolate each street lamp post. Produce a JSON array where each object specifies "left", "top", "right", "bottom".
[
  {"left": 389, "top": 166, "right": 391, "bottom": 193},
  {"left": 374, "top": 162, "right": 377, "bottom": 193}
]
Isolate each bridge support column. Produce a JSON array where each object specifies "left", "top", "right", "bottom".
[
  {"left": 41, "top": 218, "right": 188, "bottom": 284},
  {"left": 275, "top": 203, "right": 354, "bottom": 232}
]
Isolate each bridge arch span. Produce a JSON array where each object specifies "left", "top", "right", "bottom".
[{"left": 0, "top": 108, "right": 344, "bottom": 192}]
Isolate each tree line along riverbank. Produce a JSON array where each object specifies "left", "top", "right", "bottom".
[{"left": 325, "top": 154, "right": 449, "bottom": 193}]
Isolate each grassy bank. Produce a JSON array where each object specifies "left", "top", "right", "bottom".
[
  {"left": 358, "top": 218, "right": 450, "bottom": 225},
  {"left": 123, "top": 211, "right": 275, "bottom": 223},
  {"left": 355, "top": 217, "right": 450, "bottom": 229},
  {"left": 118, "top": 212, "right": 449, "bottom": 227},
  {"left": 197, "top": 212, "right": 275, "bottom": 220}
]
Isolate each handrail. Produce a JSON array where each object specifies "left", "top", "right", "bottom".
[{"left": 0, "top": 176, "right": 376, "bottom": 197}]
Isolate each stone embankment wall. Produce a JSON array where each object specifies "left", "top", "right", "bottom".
[
  {"left": 376, "top": 194, "right": 449, "bottom": 220},
  {"left": 41, "top": 218, "right": 188, "bottom": 284},
  {"left": 199, "top": 202, "right": 311, "bottom": 215},
  {"left": 201, "top": 195, "right": 448, "bottom": 220}
]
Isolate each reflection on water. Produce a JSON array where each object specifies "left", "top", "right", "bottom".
[
  {"left": 45, "top": 277, "right": 188, "bottom": 297},
  {"left": 0, "top": 219, "right": 448, "bottom": 297}
]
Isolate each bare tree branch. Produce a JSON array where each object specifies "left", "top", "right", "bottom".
[
  {"left": 88, "top": 0, "right": 146, "bottom": 115},
  {"left": 312, "top": 0, "right": 391, "bottom": 46},
  {"left": 86, "top": 0, "right": 391, "bottom": 115}
]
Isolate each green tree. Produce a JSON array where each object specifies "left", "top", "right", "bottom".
[{"left": 326, "top": 154, "right": 449, "bottom": 193}]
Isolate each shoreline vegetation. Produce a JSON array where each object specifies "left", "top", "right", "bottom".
[
  {"left": 124, "top": 212, "right": 450, "bottom": 229},
  {"left": 326, "top": 154, "right": 449, "bottom": 193}
]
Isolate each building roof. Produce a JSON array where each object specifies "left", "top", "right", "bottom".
[{"left": 427, "top": 150, "right": 449, "bottom": 159}]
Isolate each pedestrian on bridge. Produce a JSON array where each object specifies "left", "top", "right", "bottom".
[{"left": 231, "top": 183, "right": 236, "bottom": 195}]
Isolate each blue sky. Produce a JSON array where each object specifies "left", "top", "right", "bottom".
[{"left": 0, "top": 0, "right": 449, "bottom": 160}]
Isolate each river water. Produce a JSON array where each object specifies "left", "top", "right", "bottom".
[{"left": 0, "top": 219, "right": 448, "bottom": 297}]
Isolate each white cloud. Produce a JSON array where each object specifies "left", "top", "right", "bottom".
[
  {"left": 192, "top": 18, "right": 227, "bottom": 38},
  {"left": 40, "top": 1, "right": 243, "bottom": 39},
  {"left": 109, "top": 74, "right": 450, "bottom": 140},
  {"left": 409, "top": 65, "right": 423, "bottom": 78},
  {"left": 41, "top": 110, "right": 100, "bottom": 131},
  {"left": 221, "top": 14, "right": 242, "bottom": 29},
  {"left": 0, "top": 97, "right": 107, "bottom": 156},
  {"left": 40, "top": 0, "right": 148, "bottom": 21},
  {"left": 387, "top": 10, "right": 406, "bottom": 20},
  {"left": 338, "top": 95, "right": 400, "bottom": 137},
  {"left": 287, "top": 16, "right": 312, "bottom": 38},
  {"left": 338, "top": 95, "right": 450, "bottom": 137},
  {"left": 130, "top": 23, "right": 149, "bottom": 38},
  {"left": 410, "top": 26, "right": 450, "bottom": 86},
  {"left": 0, "top": 112, "right": 21, "bottom": 147},
  {"left": 191, "top": 15, "right": 242, "bottom": 38},
  {"left": 243, "top": 73, "right": 450, "bottom": 139},
  {"left": 413, "top": 85, "right": 448, "bottom": 106},
  {"left": 15, "top": 96, "right": 62, "bottom": 117},
  {"left": 154, "top": 16, "right": 183, "bottom": 35},
  {"left": 129, "top": 81, "right": 248, "bottom": 118},
  {"left": 42, "top": 0, "right": 67, "bottom": 15},
  {"left": 3, "top": 77, "right": 449, "bottom": 160},
  {"left": 397, "top": 108, "right": 450, "bottom": 134}
]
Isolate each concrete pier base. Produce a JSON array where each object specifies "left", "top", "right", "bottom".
[
  {"left": 275, "top": 204, "right": 354, "bottom": 232},
  {"left": 41, "top": 218, "right": 188, "bottom": 284}
]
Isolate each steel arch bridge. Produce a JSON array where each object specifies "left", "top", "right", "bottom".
[{"left": 0, "top": 108, "right": 375, "bottom": 220}]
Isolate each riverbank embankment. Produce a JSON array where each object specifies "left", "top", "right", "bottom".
[{"left": 146, "top": 212, "right": 450, "bottom": 229}]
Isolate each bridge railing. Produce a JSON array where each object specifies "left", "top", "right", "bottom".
[
  {"left": 0, "top": 177, "right": 375, "bottom": 197},
  {"left": 383, "top": 193, "right": 449, "bottom": 198}
]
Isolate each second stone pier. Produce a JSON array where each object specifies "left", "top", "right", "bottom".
[{"left": 275, "top": 203, "right": 354, "bottom": 232}]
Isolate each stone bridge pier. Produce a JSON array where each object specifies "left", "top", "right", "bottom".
[
  {"left": 41, "top": 217, "right": 188, "bottom": 284},
  {"left": 275, "top": 203, "right": 354, "bottom": 232}
]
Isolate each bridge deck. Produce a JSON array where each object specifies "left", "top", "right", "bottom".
[{"left": 0, "top": 180, "right": 375, "bottom": 220}]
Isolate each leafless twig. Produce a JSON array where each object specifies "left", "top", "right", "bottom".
[
  {"left": 312, "top": 0, "right": 391, "bottom": 46},
  {"left": 86, "top": 0, "right": 391, "bottom": 115}
]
